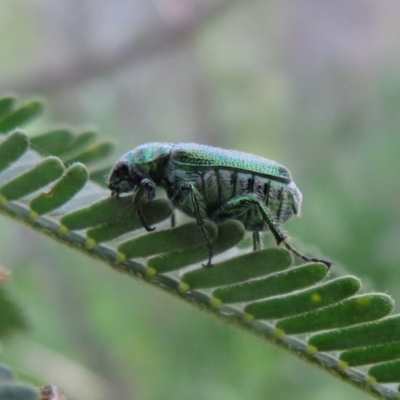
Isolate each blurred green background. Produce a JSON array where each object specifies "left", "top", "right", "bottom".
[{"left": 1, "top": 1, "right": 400, "bottom": 399}]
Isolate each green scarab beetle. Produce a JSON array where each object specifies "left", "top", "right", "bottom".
[{"left": 108, "top": 142, "right": 331, "bottom": 268}]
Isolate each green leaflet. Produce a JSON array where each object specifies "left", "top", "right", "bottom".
[
  {"left": 63, "top": 142, "right": 114, "bottom": 166},
  {"left": 0, "top": 130, "right": 29, "bottom": 172},
  {"left": 61, "top": 197, "right": 172, "bottom": 231},
  {"left": 182, "top": 248, "right": 292, "bottom": 289},
  {"left": 341, "top": 342, "right": 400, "bottom": 367},
  {"left": 245, "top": 276, "right": 361, "bottom": 320},
  {"left": 86, "top": 199, "right": 172, "bottom": 243},
  {"left": 30, "top": 129, "right": 74, "bottom": 155},
  {"left": 309, "top": 315, "right": 400, "bottom": 351},
  {"left": 369, "top": 361, "right": 400, "bottom": 383},
  {"left": 0, "top": 157, "right": 64, "bottom": 201},
  {"left": 277, "top": 294, "right": 394, "bottom": 334},
  {"left": 0, "top": 103, "right": 114, "bottom": 193},
  {"left": 58, "top": 130, "right": 97, "bottom": 157},
  {"left": 30, "top": 163, "right": 89, "bottom": 215},
  {"left": 0, "top": 100, "right": 43, "bottom": 132},
  {"left": 147, "top": 220, "right": 245, "bottom": 274},
  {"left": 213, "top": 263, "right": 328, "bottom": 304},
  {"left": 0, "top": 96, "right": 15, "bottom": 119},
  {"left": 118, "top": 221, "right": 217, "bottom": 259}
]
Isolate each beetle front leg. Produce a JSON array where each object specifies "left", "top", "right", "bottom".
[
  {"left": 171, "top": 182, "right": 214, "bottom": 268},
  {"left": 133, "top": 178, "right": 156, "bottom": 232}
]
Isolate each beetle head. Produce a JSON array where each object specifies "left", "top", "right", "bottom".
[
  {"left": 109, "top": 143, "right": 173, "bottom": 197},
  {"left": 108, "top": 160, "right": 141, "bottom": 197}
]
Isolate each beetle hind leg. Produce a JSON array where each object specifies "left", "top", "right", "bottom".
[
  {"left": 283, "top": 239, "right": 332, "bottom": 269},
  {"left": 213, "top": 193, "right": 332, "bottom": 268},
  {"left": 212, "top": 193, "right": 286, "bottom": 243}
]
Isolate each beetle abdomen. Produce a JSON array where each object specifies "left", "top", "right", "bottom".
[{"left": 165, "top": 163, "right": 301, "bottom": 231}]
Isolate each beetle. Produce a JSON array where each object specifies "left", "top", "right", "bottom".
[{"left": 108, "top": 142, "right": 331, "bottom": 268}]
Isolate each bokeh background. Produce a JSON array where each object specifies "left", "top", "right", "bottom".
[{"left": 1, "top": 1, "right": 400, "bottom": 399}]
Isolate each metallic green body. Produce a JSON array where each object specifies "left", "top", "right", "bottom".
[
  {"left": 170, "top": 143, "right": 292, "bottom": 182},
  {"left": 108, "top": 142, "right": 330, "bottom": 268}
]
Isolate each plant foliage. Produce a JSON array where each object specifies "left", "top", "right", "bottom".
[{"left": 0, "top": 96, "right": 399, "bottom": 399}]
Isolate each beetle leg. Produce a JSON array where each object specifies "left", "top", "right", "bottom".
[
  {"left": 252, "top": 232, "right": 261, "bottom": 251},
  {"left": 132, "top": 178, "right": 156, "bottom": 232},
  {"left": 282, "top": 240, "right": 332, "bottom": 268},
  {"left": 171, "top": 182, "right": 214, "bottom": 268},
  {"left": 136, "top": 208, "right": 155, "bottom": 232},
  {"left": 213, "top": 193, "right": 331, "bottom": 268},
  {"left": 212, "top": 193, "right": 287, "bottom": 243},
  {"left": 170, "top": 211, "right": 176, "bottom": 228}
]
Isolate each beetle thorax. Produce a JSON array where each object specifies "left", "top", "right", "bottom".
[{"left": 127, "top": 142, "right": 173, "bottom": 183}]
